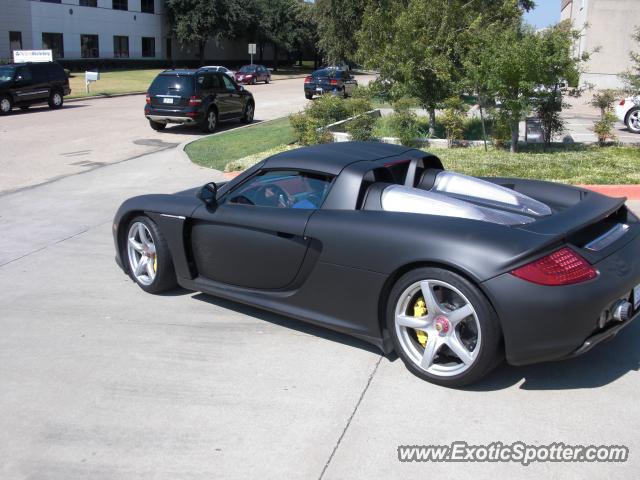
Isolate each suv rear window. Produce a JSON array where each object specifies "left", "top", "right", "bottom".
[{"left": 149, "top": 74, "right": 194, "bottom": 94}]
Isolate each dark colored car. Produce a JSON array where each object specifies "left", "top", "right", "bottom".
[
  {"left": 234, "top": 65, "right": 271, "bottom": 85},
  {"left": 0, "top": 62, "right": 70, "bottom": 115},
  {"left": 145, "top": 68, "right": 255, "bottom": 133},
  {"left": 304, "top": 68, "right": 358, "bottom": 99},
  {"left": 113, "top": 142, "right": 640, "bottom": 387}
]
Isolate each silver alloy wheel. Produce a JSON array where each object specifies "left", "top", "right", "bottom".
[
  {"left": 628, "top": 110, "right": 640, "bottom": 132},
  {"left": 0, "top": 98, "right": 10, "bottom": 113},
  {"left": 127, "top": 222, "right": 157, "bottom": 286},
  {"left": 245, "top": 103, "right": 254, "bottom": 121},
  {"left": 394, "top": 279, "right": 481, "bottom": 377},
  {"left": 207, "top": 110, "right": 217, "bottom": 131},
  {"left": 52, "top": 92, "right": 62, "bottom": 106}
]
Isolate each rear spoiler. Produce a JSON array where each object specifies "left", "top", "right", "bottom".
[{"left": 520, "top": 191, "right": 626, "bottom": 237}]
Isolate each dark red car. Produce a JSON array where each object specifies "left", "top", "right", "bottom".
[{"left": 234, "top": 65, "right": 271, "bottom": 85}]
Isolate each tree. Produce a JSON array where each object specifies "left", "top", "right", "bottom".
[
  {"left": 166, "top": 0, "right": 244, "bottom": 64},
  {"left": 357, "top": 0, "right": 532, "bottom": 134},
  {"left": 620, "top": 27, "right": 640, "bottom": 94},
  {"left": 315, "top": 0, "right": 368, "bottom": 65}
]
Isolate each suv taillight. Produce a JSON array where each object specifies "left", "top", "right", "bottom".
[
  {"left": 330, "top": 79, "right": 338, "bottom": 86},
  {"left": 145, "top": 94, "right": 151, "bottom": 105},
  {"left": 304, "top": 76, "right": 312, "bottom": 84},
  {"left": 511, "top": 248, "right": 597, "bottom": 286},
  {"left": 188, "top": 96, "right": 202, "bottom": 107}
]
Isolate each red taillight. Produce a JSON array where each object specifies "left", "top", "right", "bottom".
[
  {"left": 304, "top": 76, "right": 312, "bottom": 84},
  {"left": 188, "top": 96, "right": 202, "bottom": 107},
  {"left": 619, "top": 99, "right": 626, "bottom": 106},
  {"left": 330, "top": 79, "right": 338, "bottom": 86},
  {"left": 145, "top": 94, "right": 151, "bottom": 104},
  {"left": 511, "top": 248, "right": 597, "bottom": 286}
]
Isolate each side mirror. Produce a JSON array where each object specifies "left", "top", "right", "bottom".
[
  {"left": 198, "top": 182, "right": 218, "bottom": 207},
  {"left": 15, "top": 75, "right": 23, "bottom": 83},
  {"left": 237, "top": 84, "right": 244, "bottom": 92}
]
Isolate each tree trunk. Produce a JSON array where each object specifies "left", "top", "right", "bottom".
[
  {"left": 273, "top": 43, "right": 279, "bottom": 72},
  {"left": 198, "top": 39, "right": 207, "bottom": 66},
  {"left": 428, "top": 108, "right": 436, "bottom": 136},
  {"left": 510, "top": 120, "right": 519, "bottom": 153},
  {"left": 478, "top": 97, "right": 488, "bottom": 152},
  {"left": 259, "top": 42, "right": 264, "bottom": 63}
]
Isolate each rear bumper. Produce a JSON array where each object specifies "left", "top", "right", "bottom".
[
  {"left": 145, "top": 106, "right": 202, "bottom": 124},
  {"left": 615, "top": 104, "right": 629, "bottom": 123},
  {"left": 304, "top": 85, "right": 340, "bottom": 96},
  {"left": 483, "top": 232, "right": 640, "bottom": 366},
  {"left": 146, "top": 114, "right": 198, "bottom": 124}
]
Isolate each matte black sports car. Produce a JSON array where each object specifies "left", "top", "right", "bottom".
[{"left": 113, "top": 142, "right": 640, "bottom": 386}]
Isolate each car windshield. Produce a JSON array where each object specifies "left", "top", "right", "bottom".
[
  {"left": 239, "top": 66, "right": 257, "bottom": 73},
  {"left": 148, "top": 74, "right": 193, "bottom": 94},
  {"left": 0, "top": 66, "right": 16, "bottom": 82}
]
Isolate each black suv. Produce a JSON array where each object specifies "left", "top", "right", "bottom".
[
  {"left": 0, "top": 62, "right": 70, "bottom": 115},
  {"left": 145, "top": 68, "right": 255, "bottom": 133}
]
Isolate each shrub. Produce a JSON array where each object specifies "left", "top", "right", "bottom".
[
  {"left": 535, "top": 91, "right": 566, "bottom": 145},
  {"left": 593, "top": 112, "right": 618, "bottom": 146},
  {"left": 388, "top": 104, "right": 422, "bottom": 147},
  {"left": 290, "top": 95, "right": 354, "bottom": 145},
  {"left": 589, "top": 89, "right": 618, "bottom": 117},
  {"left": 490, "top": 110, "right": 512, "bottom": 148},
  {"left": 441, "top": 97, "right": 468, "bottom": 147},
  {"left": 344, "top": 97, "right": 372, "bottom": 117},
  {"left": 345, "top": 113, "right": 376, "bottom": 141},
  {"left": 306, "top": 95, "right": 349, "bottom": 125}
]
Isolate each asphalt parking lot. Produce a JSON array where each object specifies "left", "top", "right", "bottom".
[{"left": 1, "top": 78, "right": 639, "bottom": 479}]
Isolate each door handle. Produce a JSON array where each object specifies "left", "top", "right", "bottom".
[{"left": 276, "top": 231, "right": 296, "bottom": 239}]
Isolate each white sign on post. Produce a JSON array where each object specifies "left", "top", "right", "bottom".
[
  {"left": 85, "top": 71, "right": 100, "bottom": 93},
  {"left": 13, "top": 50, "right": 53, "bottom": 63},
  {"left": 248, "top": 43, "right": 256, "bottom": 65}
]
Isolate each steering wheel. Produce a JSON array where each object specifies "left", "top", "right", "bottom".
[{"left": 255, "top": 184, "right": 292, "bottom": 208}]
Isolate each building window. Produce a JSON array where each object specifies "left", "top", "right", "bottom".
[
  {"left": 142, "top": 37, "right": 155, "bottom": 58},
  {"left": 40, "top": 0, "right": 62, "bottom": 3},
  {"left": 112, "top": 0, "right": 128, "bottom": 11},
  {"left": 10, "top": 32, "right": 22, "bottom": 54},
  {"left": 113, "top": 36, "right": 129, "bottom": 58},
  {"left": 81, "top": 34, "right": 99, "bottom": 58},
  {"left": 166, "top": 38, "right": 172, "bottom": 59},
  {"left": 141, "top": 0, "right": 154, "bottom": 14},
  {"left": 42, "top": 32, "right": 64, "bottom": 58},
  {"left": 79, "top": 0, "right": 98, "bottom": 6}
]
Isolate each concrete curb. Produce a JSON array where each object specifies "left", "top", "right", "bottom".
[{"left": 581, "top": 185, "right": 640, "bottom": 199}]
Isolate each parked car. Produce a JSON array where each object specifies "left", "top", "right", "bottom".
[
  {"left": 615, "top": 96, "right": 640, "bottom": 133},
  {"left": 0, "top": 61, "right": 70, "bottom": 115},
  {"left": 144, "top": 68, "right": 255, "bottom": 133},
  {"left": 234, "top": 65, "right": 271, "bottom": 85},
  {"left": 304, "top": 68, "right": 358, "bottom": 99},
  {"left": 202, "top": 65, "right": 235, "bottom": 79},
  {"left": 112, "top": 142, "right": 640, "bottom": 387}
]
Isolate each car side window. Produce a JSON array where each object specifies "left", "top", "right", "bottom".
[
  {"left": 221, "top": 74, "right": 236, "bottom": 91},
  {"left": 15, "top": 66, "right": 32, "bottom": 83},
  {"left": 210, "top": 73, "right": 222, "bottom": 90},
  {"left": 196, "top": 74, "right": 209, "bottom": 89},
  {"left": 225, "top": 170, "right": 334, "bottom": 209}
]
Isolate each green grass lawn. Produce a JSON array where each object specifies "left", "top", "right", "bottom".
[
  {"left": 185, "top": 117, "right": 295, "bottom": 171},
  {"left": 68, "top": 69, "right": 163, "bottom": 98},
  {"left": 433, "top": 144, "right": 640, "bottom": 185}
]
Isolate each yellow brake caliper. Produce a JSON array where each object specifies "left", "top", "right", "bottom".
[{"left": 413, "top": 297, "right": 428, "bottom": 347}]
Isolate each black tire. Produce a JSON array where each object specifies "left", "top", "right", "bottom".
[
  {"left": 251, "top": 77, "right": 257, "bottom": 85},
  {"left": 305, "top": 93, "right": 313, "bottom": 100},
  {"left": 0, "top": 95, "right": 13, "bottom": 115},
  {"left": 125, "top": 216, "right": 177, "bottom": 294},
  {"left": 265, "top": 76, "right": 270, "bottom": 84},
  {"left": 386, "top": 267, "right": 502, "bottom": 387},
  {"left": 201, "top": 107, "right": 218, "bottom": 133},
  {"left": 149, "top": 119, "right": 166, "bottom": 131},
  {"left": 626, "top": 107, "right": 640, "bottom": 134},
  {"left": 48, "top": 90, "right": 64, "bottom": 109},
  {"left": 241, "top": 101, "right": 255, "bottom": 124},
  {"left": 342, "top": 87, "right": 348, "bottom": 99}
]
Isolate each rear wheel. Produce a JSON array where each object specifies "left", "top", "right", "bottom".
[
  {"left": 201, "top": 107, "right": 218, "bottom": 133},
  {"left": 0, "top": 95, "right": 12, "bottom": 115},
  {"left": 251, "top": 77, "right": 257, "bottom": 85},
  {"left": 626, "top": 107, "right": 640, "bottom": 133},
  {"left": 305, "top": 92, "right": 313, "bottom": 100},
  {"left": 241, "top": 102, "right": 255, "bottom": 123},
  {"left": 149, "top": 119, "right": 166, "bottom": 131},
  {"left": 48, "top": 90, "right": 63, "bottom": 109},
  {"left": 126, "top": 216, "right": 177, "bottom": 294},
  {"left": 387, "top": 267, "right": 502, "bottom": 387}
]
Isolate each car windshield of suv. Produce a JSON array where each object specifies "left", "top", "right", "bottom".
[
  {"left": 0, "top": 66, "right": 16, "bottom": 82},
  {"left": 239, "top": 66, "right": 257, "bottom": 73},
  {"left": 148, "top": 74, "right": 193, "bottom": 94}
]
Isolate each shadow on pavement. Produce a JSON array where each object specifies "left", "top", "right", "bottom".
[
  {"left": 9, "top": 104, "right": 87, "bottom": 115},
  {"left": 157, "top": 119, "right": 264, "bottom": 137},
  {"left": 191, "top": 292, "right": 382, "bottom": 355}
]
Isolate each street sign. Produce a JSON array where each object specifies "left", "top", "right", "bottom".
[
  {"left": 248, "top": 43, "right": 257, "bottom": 55},
  {"left": 13, "top": 50, "right": 52, "bottom": 63}
]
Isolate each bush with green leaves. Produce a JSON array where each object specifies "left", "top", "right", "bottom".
[
  {"left": 535, "top": 91, "right": 566, "bottom": 146},
  {"left": 441, "top": 97, "right": 468, "bottom": 147},
  {"left": 344, "top": 113, "right": 376, "bottom": 141},
  {"left": 388, "top": 107, "right": 422, "bottom": 147},
  {"left": 589, "top": 90, "right": 618, "bottom": 116},
  {"left": 593, "top": 112, "right": 618, "bottom": 146},
  {"left": 290, "top": 95, "right": 363, "bottom": 145},
  {"left": 490, "top": 110, "right": 512, "bottom": 149}
]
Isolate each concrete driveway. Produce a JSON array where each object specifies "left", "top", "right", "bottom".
[{"left": 1, "top": 82, "right": 639, "bottom": 478}]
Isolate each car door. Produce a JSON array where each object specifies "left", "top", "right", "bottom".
[
  {"left": 221, "top": 74, "right": 244, "bottom": 118},
  {"left": 12, "top": 66, "right": 38, "bottom": 104},
  {"left": 189, "top": 170, "right": 334, "bottom": 290}
]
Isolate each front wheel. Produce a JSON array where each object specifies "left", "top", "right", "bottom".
[
  {"left": 387, "top": 267, "right": 502, "bottom": 387},
  {"left": 626, "top": 107, "right": 640, "bottom": 133},
  {"left": 0, "top": 95, "right": 13, "bottom": 115},
  {"left": 241, "top": 102, "right": 254, "bottom": 123},
  {"left": 48, "top": 90, "right": 63, "bottom": 109},
  {"left": 125, "top": 216, "right": 177, "bottom": 294},
  {"left": 265, "top": 77, "right": 270, "bottom": 84}
]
